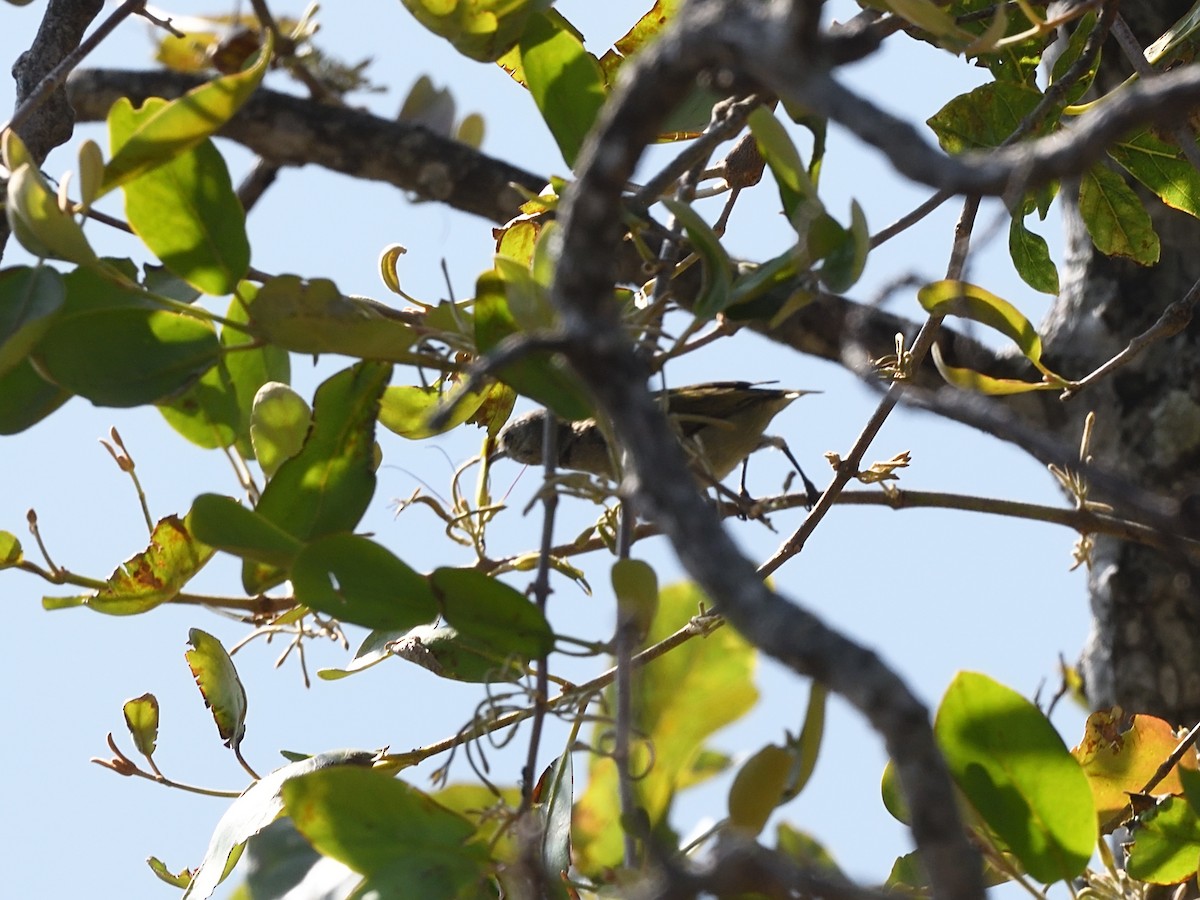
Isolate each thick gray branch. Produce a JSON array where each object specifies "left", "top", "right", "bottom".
[
  {"left": 3, "top": 0, "right": 105, "bottom": 262},
  {"left": 66, "top": 68, "right": 548, "bottom": 224},
  {"left": 549, "top": 2, "right": 984, "bottom": 897}
]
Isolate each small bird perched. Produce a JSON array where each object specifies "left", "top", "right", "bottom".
[{"left": 495, "top": 381, "right": 821, "bottom": 508}]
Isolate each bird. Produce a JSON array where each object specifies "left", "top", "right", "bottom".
[{"left": 495, "top": 381, "right": 821, "bottom": 508}]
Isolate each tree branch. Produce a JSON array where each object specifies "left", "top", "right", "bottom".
[
  {"left": 548, "top": 1, "right": 985, "bottom": 897},
  {"left": 66, "top": 68, "right": 548, "bottom": 224}
]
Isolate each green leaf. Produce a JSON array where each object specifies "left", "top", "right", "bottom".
[
  {"left": 534, "top": 752, "right": 573, "bottom": 892},
  {"left": 930, "top": 345, "right": 1060, "bottom": 394},
  {"left": 249, "top": 382, "right": 311, "bottom": 477},
  {"left": 32, "top": 268, "right": 221, "bottom": 407},
  {"left": 245, "top": 361, "right": 390, "bottom": 592},
  {"left": 430, "top": 567, "right": 555, "bottom": 659},
  {"left": 248, "top": 275, "right": 420, "bottom": 362},
  {"left": 518, "top": 11, "right": 607, "bottom": 167},
  {"left": 0, "top": 531, "right": 22, "bottom": 569},
  {"left": 185, "top": 628, "right": 248, "bottom": 751},
  {"left": 1008, "top": 216, "right": 1060, "bottom": 294},
  {"left": 5, "top": 162, "right": 100, "bottom": 266},
  {"left": 1049, "top": 11, "right": 1100, "bottom": 105},
  {"left": 0, "top": 266, "right": 64, "bottom": 377},
  {"left": 775, "top": 823, "right": 842, "bottom": 877},
  {"left": 748, "top": 106, "right": 815, "bottom": 220},
  {"left": 147, "top": 856, "right": 193, "bottom": 889},
  {"left": 573, "top": 581, "right": 759, "bottom": 874},
  {"left": 186, "top": 493, "right": 304, "bottom": 569},
  {"left": 0, "top": 357, "right": 69, "bottom": 434},
  {"left": 612, "top": 558, "right": 658, "bottom": 646},
  {"left": 918, "top": 280, "right": 1068, "bottom": 391},
  {"left": 386, "top": 623, "right": 527, "bottom": 683},
  {"left": 378, "top": 382, "right": 492, "bottom": 439},
  {"left": 663, "top": 199, "right": 734, "bottom": 319},
  {"left": 474, "top": 269, "right": 592, "bottom": 421},
  {"left": 77, "top": 515, "right": 214, "bottom": 615},
  {"left": 1127, "top": 796, "right": 1200, "bottom": 884},
  {"left": 783, "top": 681, "right": 827, "bottom": 801},
  {"left": 101, "top": 34, "right": 271, "bottom": 194},
  {"left": 291, "top": 534, "right": 438, "bottom": 631},
  {"left": 926, "top": 81, "right": 1043, "bottom": 153},
  {"left": 223, "top": 285, "right": 288, "bottom": 457},
  {"left": 281, "top": 767, "right": 492, "bottom": 895},
  {"left": 813, "top": 202, "right": 869, "bottom": 293},
  {"left": 1079, "top": 163, "right": 1160, "bottom": 265},
  {"left": 728, "top": 743, "right": 792, "bottom": 835},
  {"left": 182, "top": 750, "right": 378, "bottom": 900},
  {"left": 935, "top": 671, "right": 1096, "bottom": 883},
  {"left": 123, "top": 693, "right": 160, "bottom": 757},
  {"left": 400, "top": 0, "right": 551, "bottom": 62},
  {"left": 1109, "top": 129, "right": 1200, "bottom": 220},
  {"left": 110, "top": 97, "right": 249, "bottom": 295},
  {"left": 317, "top": 629, "right": 406, "bottom": 681}
]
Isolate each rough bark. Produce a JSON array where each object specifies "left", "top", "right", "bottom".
[{"left": 1047, "top": 0, "right": 1200, "bottom": 724}]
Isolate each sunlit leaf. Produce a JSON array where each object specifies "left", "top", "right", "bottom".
[
  {"left": 728, "top": 743, "right": 792, "bottom": 835},
  {"left": 0, "top": 530, "right": 22, "bottom": 569},
  {"left": 399, "top": 0, "right": 551, "bottom": 62},
  {"left": 663, "top": 198, "right": 734, "bottom": 319},
  {"left": 748, "top": 106, "right": 814, "bottom": 221},
  {"left": 110, "top": 97, "right": 249, "bottom": 295},
  {"left": 574, "top": 581, "right": 758, "bottom": 874},
  {"left": 185, "top": 628, "right": 248, "bottom": 751},
  {"left": 935, "top": 671, "right": 1096, "bottom": 883},
  {"left": 249, "top": 381, "right": 311, "bottom": 477},
  {"left": 123, "top": 693, "right": 160, "bottom": 757},
  {"left": 1072, "top": 709, "right": 1199, "bottom": 827},
  {"left": 475, "top": 269, "right": 591, "bottom": 421},
  {"left": 1127, "top": 796, "right": 1200, "bottom": 884},
  {"left": 281, "top": 766, "right": 492, "bottom": 895},
  {"left": 181, "top": 750, "right": 378, "bottom": 900},
  {"left": 245, "top": 361, "right": 390, "bottom": 592},
  {"left": 102, "top": 34, "right": 272, "bottom": 193},
  {"left": 378, "top": 381, "right": 494, "bottom": 439},
  {"left": 930, "top": 344, "right": 1061, "bottom": 395},
  {"left": 518, "top": 11, "right": 606, "bottom": 167},
  {"left": 317, "top": 629, "right": 405, "bottom": 681},
  {"left": 1109, "top": 129, "right": 1200, "bottom": 220},
  {"left": 927, "top": 81, "right": 1043, "bottom": 153},
  {"left": 5, "top": 163, "right": 99, "bottom": 266}
]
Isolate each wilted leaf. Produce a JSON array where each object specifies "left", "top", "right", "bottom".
[
  {"left": 123, "top": 693, "right": 160, "bottom": 757},
  {"left": 76, "top": 515, "right": 214, "bottom": 615},
  {"left": 185, "top": 628, "right": 248, "bottom": 751}
]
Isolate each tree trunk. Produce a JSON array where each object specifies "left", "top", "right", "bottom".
[{"left": 1047, "top": 0, "right": 1200, "bottom": 724}]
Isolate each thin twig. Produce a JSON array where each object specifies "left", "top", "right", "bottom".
[{"left": 1061, "top": 276, "right": 1199, "bottom": 399}]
